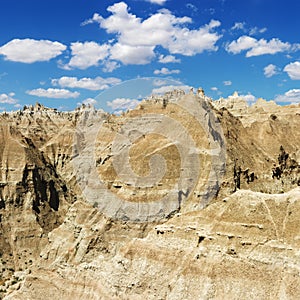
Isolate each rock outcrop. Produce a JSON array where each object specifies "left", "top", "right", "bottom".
[
  {"left": 4, "top": 188, "right": 300, "bottom": 299},
  {"left": 0, "top": 92, "right": 299, "bottom": 299}
]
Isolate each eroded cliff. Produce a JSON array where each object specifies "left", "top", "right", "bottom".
[{"left": 0, "top": 94, "right": 299, "bottom": 299}]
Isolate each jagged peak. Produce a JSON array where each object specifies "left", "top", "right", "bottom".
[{"left": 253, "top": 97, "right": 277, "bottom": 108}]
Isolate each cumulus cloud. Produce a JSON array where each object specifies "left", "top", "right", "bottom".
[
  {"left": 107, "top": 97, "right": 140, "bottom": 112},
  {"left": 81, "top": 13, "right": 103, "bottom": 26},
  {"left": 166, "top": 19, "right": 221, "bottom": 56},
  {"left": 223, "top": 80, "right": 232, "bottom": 86},
  {"left": 226, "top": 36, "right": 257, "bottom": 54},
  {"left": 0, "top": 39, "right": 66, "bottom": 63},
  {"left": 0, "top": 92, "right": 18, "bottom": 104},
  {"left": 82, "top": 98, "right": 97, "bottom": 105},
  {"left": 154, "top": 67, "right": 180, "bottom": 75},
  {"left": 152, "top": 85, "right": 191, "bottom": 94},
  {"left": 66, "top": 41, "right": 110, "bottom": 69},
  {"left": 226, "top": 35, "right": 291, "bottom": 57},
  {"left": 158, "top": 54, "right": 181, "bottom": 63},
  {"left": 81, "top": 2, "right": 222, "bottom": 65},
  {"left": 52, "top": 76, "right": 121, "bottom": 91},
  {"left": 264, "top": 64, "right": 279, "bottom": 78},
  {"left": 110, "top": 43, "right": 155, "bottom": 65},
  {"left": 274, "top": 89, "right": 300, "bottom": 104},
  {"left": 211, "top": 87, "right": 218, "bottom": 91},
  {"left": 228, "top": 91, "right": 256, "bottom": 104},
  {"left": 283, "top": 61, "right": 300, "bottom": 80},
  {"left": 26, "top": 88, "right": 79, "bottom": 99},
  {"left": 246, "top": 39, "right": 290, "bottom": 57},
  {"left": 146, "top": 0, "right": 167, "bottom": 4},
  {"left": 102, "top": 60, "right": 120, "bottom": 72},
  {"left": 240, "top": 93, "right": 257, "bottom": 104}
]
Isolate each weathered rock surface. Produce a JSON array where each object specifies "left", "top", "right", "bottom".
[
  {"left": 0, "top": 94, "right": 299, "bottom": 299},
  {"left": 215, "top": 97, "right": 300, "bottom": 197},
  {"left": 4, "top": 188, "right": 300, "bottom": 299}
]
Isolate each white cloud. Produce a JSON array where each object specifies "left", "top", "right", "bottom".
[
  {"left": 226, "top": 36, "right": 258, "bottom": 54},
  {"left": 52, "top": 76, "right": 121, "bottom": 91},
  {"left": 82, "top": 98, "right": 97, "bottom": 105},
  {"left": 107, "top": 97, "right": 140, "bottom": 112},
  {"left": 57, "top": 59, "right": 72, "bottom": 71},
  {"left": 226, "top": 35, "right": 291, "bottom": 57},
  {"left": 240, "top": 93, "right": 256, "bottom": 104},
  {"left": 0, "top": 39, "right": 66, "bottom": 63},
  {"left": 223, "top": 80, "right": 232, "bottom": 86},
  {"left": 247, "top": 39, "right": 290, "bottom": 57},
  {"left": 82, "top": 2, "right": 221, "bottom": 64},
  {"left": 81, "top": 13, "right": 103, "bottom": 26},
  {"left": 26, "top": 88, "right": 79, "bottom": 99},
  {"left": 102, "top": 60, "right": 120, "bottom": 72},
  {"left": 0, "top": 92, "right": 18, "bottom": 104},
  {"left": 231, "top": 23, "right": 267, "bottom": 36},
  {"left": 146, "top": 0, "right": 167, "bottom": 4},
  {"left": 66, "top": 41, "right": 110, "bottom": 69},
  {"left": 283, "top": 61, "right": 300, "bottom": 80},
  {"left": 152, "top": 85, "right": 191, "bottom": 94},
  {"left": 158, "top": 54, "right": 181, "bottom": 63},
  {"left": 291, "top": 44, "right": 300, "bottom": 52},
  {"left": 249, "top": 26, "right": 267, "bottom": 36},
  {"left": 264, "top": 64, "right": 279, "bottom": 78},
  {"left": 110, "top": 43, "right": 155, "bottom": 65},
  {"left": 211, "top": 87, "right": 218, "bottom": 91},
  {"left": 274, "top": 89, "right": 300, "bottom": 104},
  {"left": 231, "top": 22, "right": 246, "bottom": 31},
  {"left": 153, "top": 79, "right": 168, "bottom": 86},
  {"left": 166, "top": 19, "right": 221, "bottom": 56},
  {"left": 154, "top": 67, "right": 180, "bottom": 75},
  {"left": 228, "top": 91, "right": 256, "bottom": 104}
]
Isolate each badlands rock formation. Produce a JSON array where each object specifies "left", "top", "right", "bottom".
[{"left": 0, "top": 92, "right": 299, "bottom": 299}]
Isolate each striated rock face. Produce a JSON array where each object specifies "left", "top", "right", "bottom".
[
  {"left": 73, "top": 94, "right": 226, "bottom": 221},
  {"left": 214, "top": 98, "right": 300, "bottom": 197},
  {"left": 0, "top": 108, "right": 76, "bottom": 295},
  {"left": 0, "top": 95, "right": 299, "bottom": 299},
  {"left": 4, "top": 188, "right": 300, "bottom": 299}
]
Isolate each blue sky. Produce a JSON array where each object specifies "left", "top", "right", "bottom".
[{"left": 0, "top": 0, "right": 300, "bottom": 112}]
